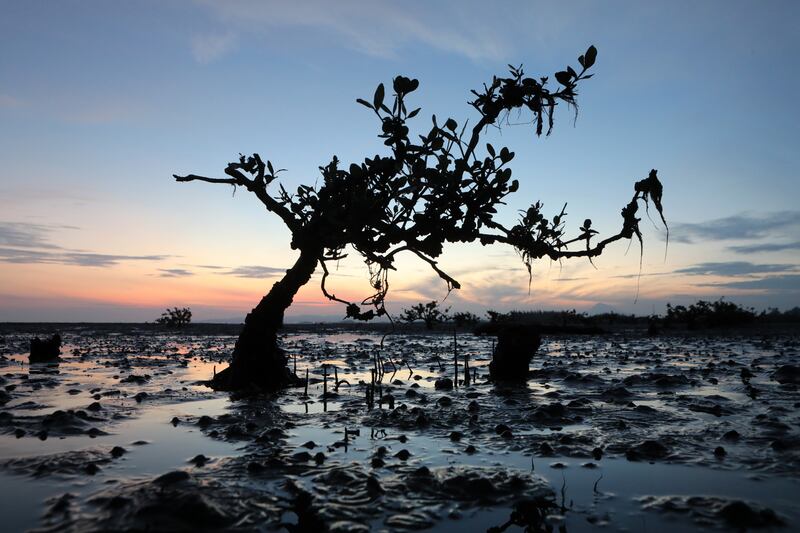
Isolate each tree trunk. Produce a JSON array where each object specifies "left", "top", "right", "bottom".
[
  {"left": 486, "top": 325, "right": 541, "bottom": 381},
  {"left": 211, "top": 247, "right": 319, "bottom": 391}
]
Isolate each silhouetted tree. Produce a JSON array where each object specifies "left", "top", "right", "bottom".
[
  {"left": 400, "top": 301, "right": 451, "bottom": 329},
  {"left": 452, "top": 311, "right": 481, "bottom": 328},
  {"left": 155, "top": 307, "right": 192, "bottom": 328},
  {"left": 174, "top": 45, "right": 666, "bottom": 390}
]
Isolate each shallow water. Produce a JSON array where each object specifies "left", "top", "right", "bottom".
[{"left": 0, "top": 326, "right": 798, "bottom": 531}]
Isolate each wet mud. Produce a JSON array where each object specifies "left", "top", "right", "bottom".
[{"left": 0, "top": 325, "right": 798, "bottom": 531}]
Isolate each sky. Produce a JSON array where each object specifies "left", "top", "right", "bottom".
[{"left": 1, "top": 0, "right": 799, "bottom": 322}]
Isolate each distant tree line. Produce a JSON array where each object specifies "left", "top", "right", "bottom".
[
  {"left": 665, "top": 300, "right": 800, "bottom": 329},
  {"left": 399, "top": 299, "right": 800, "bottom": 331}
]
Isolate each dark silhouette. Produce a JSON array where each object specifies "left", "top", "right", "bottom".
[
  {"left": 478, "top": 310, "right": 606, "bottom": 380},
  {"left": 665, "top": 299, "right": 755, "bottom": 329},
  {"left": 488, "top": 325, "right": 542, "bottom": 381},
  {"left": 173, "top": 45, "right": 666, "bottom": 391},
  {"left": 400, "top": 301, "right": 450, "bottom": 329},
  {"left": 488, "top": 495, "right": 560, "bottom": 532},
  {"left": 155, "top": 307, "right": 192, "bottom": 328},
  {"left": 451, "top": 311, "right": 481, "bottom": 328},
  {"left": 29, "top": 333, "right": 61, "bottom": 363}
]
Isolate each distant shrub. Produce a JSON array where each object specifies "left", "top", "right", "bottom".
[
  {"left": 452, "top": 311, "right": 480, "bottom": 327},
  {"left": 400, "top": 301, "right": 450, "bottom": 330},
  {"left": 155, "top": 307, "right": 192, "bottom": 328}
]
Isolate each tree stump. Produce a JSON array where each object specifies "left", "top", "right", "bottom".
[
  {"left": 487, "top": 325, "right": 541, "bottom": 381},
  {"left": 30, "top": 333, "right": 61, "bottom": 363}
]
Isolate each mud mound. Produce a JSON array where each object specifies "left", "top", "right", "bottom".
[{"left": 638, "top": 495, "right": 785, "bottom": 529}]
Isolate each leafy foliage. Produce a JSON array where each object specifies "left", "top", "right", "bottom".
[
  {"left": 174, "top": 46, "right": 666, "bottom": 321},
  {"left": 155, "top": 307, "right": 192, "bottom": 328},
  {"left": 452, "top": 311, "right": 481, "bottom": 327},
  {"left": 400, "top": 301, "right": 450, "bottom": 330},
  {"left": 487, "top": 309, "right": 588, "bottom": 327}
]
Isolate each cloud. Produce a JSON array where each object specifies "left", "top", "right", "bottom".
[
  {"left": 0, "top": 94, "right": 24, "bottom": 109},
  {"left": 0, "top": 247, "right": 169, "bottom": 267},
  {"left": 610, "top": 271, "right": 672, "bottom": 280},
  {"left": 698, "top": 275, "right": 800, "bottom": 292},
  {"left": 671, "top": 211, "right": 800, "bottom": 244},
  {"left": 0, "top": 186, "right": 98, "bottom": 209},
  {"left": 224, "top": 265, "right": 287, "bottom": 278},
  {"left": 169, "top": 263, "right": 304, "bottom": 278},
  {"left": 728, "top": 241, "right": 800, "bottom": 254},
  {"left": 0, "top": 221, "right": 169, "bottom": 267},
  {"left": 191, "top": 32, "right": 237, "bottom": 64},
  {"left": 0, "top": 222, "right": 62, "bottom": 249},
  {"left": 159, "top": 268, "right": 195, "bottom": 277},
  {"left": 194, "top": 0, "right": 517, "bottom": 62},
  {"left": 675, "top": 262, "right": 797, "bottom": 276},
  {"left": 60, "top": 101, "right": 145, "bottom": 125}
]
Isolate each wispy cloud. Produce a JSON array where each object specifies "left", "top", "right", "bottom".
[
  {"left": 698, "top": 275, "right": 800, "bottom": 292},
  {"left": 164, "top": 263, "right": 292, "bottom": 278},
  {"left": 159, "top": 268, "right": 195, "bottom": 277},
  {"left": 194, "top": 0, "right": 515, "bottom": 62},
  {"left": 59, "top": 101, "right": 146, "bottom": 125},
  {"left": 728, "top": 241, "right": 800, "bottom": 254},
  {"left": 0, "top": 221, "right": 169, "bottom": 267},
  {"left": 0, "top": 247, "right": 169, "bottom": 267},
  {"left": 0, "top": 94, "right": 24, "bottom": 109},
  {"left": 0, "top": 186, "right": 97, "bottom": 209},
  {"left": 224, "top": 265, "right": 286, "bottom": 278},
  {"left": 672, "top": 211, "right": 800, "bottom": 244},
  {"left": 610, "top": 271, "right": 673, "bottom": 280},
  {"left": 191, "top": 32, "right": 237, "bottom": 64},
  {"left": 0, "top": 222, "right": 62, "bottom": 249},
  {"left": 675, "top": 262, "right": 797, "bottom": 277}
]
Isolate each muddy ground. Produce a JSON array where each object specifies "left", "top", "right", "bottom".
[{"left": 0, "top": 324, "right": 797, "bottom": 532}]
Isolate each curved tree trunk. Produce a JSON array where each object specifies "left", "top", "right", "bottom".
[{"left": 211, "top": 247, "right": 319, "bottom": 391}]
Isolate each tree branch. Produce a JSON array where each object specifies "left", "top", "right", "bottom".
[
  {"left": 318, "top": 259, "right": 352, "bottom": 307},
  {"left": 173, "top": 172, "right": 300, "bottom": 233}
]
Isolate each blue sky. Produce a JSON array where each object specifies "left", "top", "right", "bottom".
[{"left": 1, "top": 0, "right": 798, "bottom": 321}]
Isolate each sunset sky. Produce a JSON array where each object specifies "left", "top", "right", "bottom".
[{"left": 1, "top": 1, "right": 798, "bottom": 322}]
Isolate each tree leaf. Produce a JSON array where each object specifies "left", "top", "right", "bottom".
[
  {"left": 555, "top": 71, "right": 571, "bottom": 86},
  {"left": 584, "top": 45, "right": 597, "bottom": 68},
  {"left": 356, "top": 98, "right": 374, "bottom": 110},
  {"left": 373, "top": 83, "right": 385, "bottom": 110}
]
